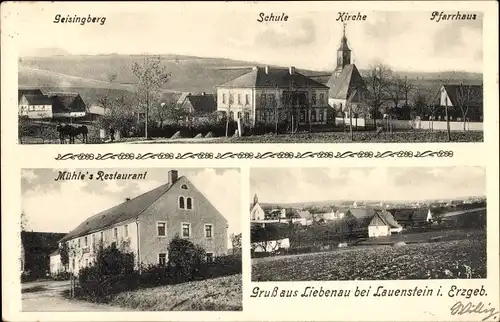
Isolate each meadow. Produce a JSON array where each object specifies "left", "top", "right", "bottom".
[
  {"left": 251, "top": 229, "right": 486, "bottom": 281},
  {"left": 105, "top": 274, "right": 242, "bottom": 311}
]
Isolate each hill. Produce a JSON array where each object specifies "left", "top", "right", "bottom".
[{"left": 19, "top": 54, "right": 483, "bottom": 105}]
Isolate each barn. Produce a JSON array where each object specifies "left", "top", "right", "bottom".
[{"left": 368, "top": 210, "right": 402, "bottom": 237}]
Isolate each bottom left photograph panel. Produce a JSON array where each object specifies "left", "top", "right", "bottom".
[{"left": 20, "top": 167, "right": 242, "bottom": 312}]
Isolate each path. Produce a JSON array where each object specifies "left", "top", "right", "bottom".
[{"left": 22, "top": 280, "right": 130, "bottom": 312}]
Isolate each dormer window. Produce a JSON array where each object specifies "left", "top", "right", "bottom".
[
  {"left": 181, "top": 184, "right": 188, "bottom": 190},
  {"left": 179, "top": 196, "right": 185, "bottom": 209}
]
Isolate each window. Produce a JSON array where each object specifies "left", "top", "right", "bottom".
[
  {"left": 124, "top": 225, "right": 129, "bottom": 237},
  {"left": 92, "top": 234, "right": 96, "bottom": 246},
  {"left": 260, "top": 93, "right": 266, "bottom": 106},
  {"left": 181, "top": 184, "right": 188, "bottom": 190},
  {"left": 319, "top": 93, "right": 325, "bottom": 105},
  {"left": 157, "top": 222, "right": 166, "bottom": 237},
  {"left": 300, "top": 110, "right": 305, "bottom": 122},
  {"left": 245, "top": 94, "right": 250, "bottom": 105},
  {"left": 206, "top": 252, "right": 214, "bottom": 263},
  {"left": 222, "top": 93, "right": 227, "bottom": 104},
  {"left": 312, "top": 110, "right": 317, "bottom": 122},
  {"left": 205, "top": 224, "right": 213, "bottom": 238},
  {"left": 179, "top": 196, "right": 185, "bottom": 209},
  {"left": 237, "top": 111, "right": 242, "bottom": 119},
  {"left": 100, "top": 231, "right": 104, "bottom": 242},
  {"left": 312, "top": 92, "right": 317, "bottom": 105},
  {"left": 85, "top": 258, "right": 89, "bottom": 267},
  {"left": 78, "top": 238, "right": 81, "bottom": 248},
  {"left": 111, "top": 241, "right": 117, "bottom": 248},
  {"left": 319, "top": 110, "right": 324, "bottom": 122},
  {"left": 84, "top": 236, "right": 88, "bottom": 247},
  {"left": 244, "top": 112, "right": 250, "bottom": 123},
  {"left": 113, "top": 227, "right": 118, "bottom": 239},
  {"left": 158, "top": 253, "right": 167, "bottom": 266},
  {"left": 186, "top": 197, "right": 193, "bottom": 210},
  {"left": 182, "top": 223, "right": 191, "bottom": 238},
  {"left": 229, "top": 111, "right": 234, "bottom": 120},
  {"left": 237, "top": 94, "right": 241, "bottom": 104}
]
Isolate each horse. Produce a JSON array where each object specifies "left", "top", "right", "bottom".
[{"left": 56, "top": 124, "right": 88, "bottom": 144}]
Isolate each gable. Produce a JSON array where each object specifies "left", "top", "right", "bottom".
[{"left": 327, "top": 64, "right": 366, "bottom": 100}]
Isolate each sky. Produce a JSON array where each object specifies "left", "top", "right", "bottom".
[
  {"left": 21, "top": 168, "right": 241, "bottom": 243},
  {"left": 250, "top": 167, "right": 486, "bottom": 203},
  {"left": 10, "top": 3, "right": 483, "bottom": 72}
]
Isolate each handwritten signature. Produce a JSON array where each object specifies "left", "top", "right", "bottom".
[{"left": 451, "top": 301, "right": 499, "bottom": 321}]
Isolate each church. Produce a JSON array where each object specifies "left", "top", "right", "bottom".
[{"left": 326, "top": 24, "right": 368, "bottom": 119}]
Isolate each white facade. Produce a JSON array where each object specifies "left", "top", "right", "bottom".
[
  {"left": 18, "top": 96, "right": 53, "bottom": 119},
  {"left": 50, "top": 253, "right": 64, "bottom": 275},
  {"left": 250, "top": 203, "right": 265, "bottom": 221},
  {"left": 368, "top": 225, "right": 390, "bottom": 238},
  {"left": 65, "top": 220, "right": 139, "bottom": 275}
]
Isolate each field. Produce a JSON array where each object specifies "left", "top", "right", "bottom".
[
  {"left": 251, "top": 230, "right": 486, "bottom": 281},
  {"left": 104, "top": 274, "right": 242, "bottom": 311}
]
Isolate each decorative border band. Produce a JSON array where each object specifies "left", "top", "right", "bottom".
[{"left": 54, "top": 150, "right": 453, "bottom": 161}]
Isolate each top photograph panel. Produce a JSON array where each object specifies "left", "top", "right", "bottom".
[{"left": 17, "top": 7, "right": 484, "bottom": 144}]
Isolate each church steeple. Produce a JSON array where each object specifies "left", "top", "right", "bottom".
[
  {"left": 334, "top": 23, "right": 351, "bottom": 76},
  {"left": 253, "top": 194, "right": 259, "bottom": 206}
]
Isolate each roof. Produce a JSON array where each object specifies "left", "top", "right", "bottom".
[
  {"left": 342, "top": 207, "right": 375, "bottom": 219},
  {"left": 18, "top": 89, "right": 44, "bottom": 101},
  {"left": 218, "top": 67, "right": 328, "bottom": 89},
  {"left": 390, "top": 208, "right": 430, "bottom": 222},
  {"left": 49, "top": 92, "right": 86, "bottom": 113},
  {"left": 338, "top": 35, "right": 351, "bottom": 51},
  {"left": 295, "top": 210, "right": 311, "bottom": 219},
  {"left": 50, "top": 249, "right": 60, "bottom": 256},
  {"left": 22, "top": 94, "right": 52, "bottom": 105},
  {"left": 327, "top": 64, "right": 367, "bottom": 100},
  {"left": 443, "top": 84, "right": 483, "bottom": 107},
  {"left": 88, "top": 105, "right": 106, "bottom": 115},
  {"left": 60, "top": 178, "right": 182, "bottom": 243},
  {"left": 178, "top": 93, "right": 217, "bottom": 114},
  {"left": 369, "top": 210, "right": 401, "bottom": 228}
]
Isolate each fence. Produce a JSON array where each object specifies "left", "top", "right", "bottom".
[{"left": 335, "top": 118, "right": 483, "bottom": 132}]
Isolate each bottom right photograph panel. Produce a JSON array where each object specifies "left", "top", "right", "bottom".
[{"left": 250, "top": 166, "right": 486, "bottom": 281}]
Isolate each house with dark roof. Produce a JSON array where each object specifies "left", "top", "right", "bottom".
[
  {"left": 326, "top": 25, "right": 368, "bottom": 119},
  {"left": 18, "top": 89, "right": 53, "bottom": 119},
  {"left": 216, "top": 66, "right": 331, "bottom": 127},
  {"left": 48, "top": 92, "right": 87, "bottom": 119},
  {"left": 177, "top": 92, "right": 217, "bottom": 117},
  {"left": 440, "top": 84, "right": 483, "bottom": 122},
  {"left": 390, "top": 208, "right": 433, "bottom": 228},
  {"left": 59, "top": 170, "right": 228, "bottom": 275},
  {"left": 368, "top": 210, "right": 402, "bottom": 237}
]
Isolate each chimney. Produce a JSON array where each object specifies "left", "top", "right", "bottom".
[
  {"left": 265, "top": 66, "right": 269, "bottom": 74},
  {"left": 124, "top": 198, "right": 131, "bottom": 202},
  {"left": 168, "top": 170, "right": 179, "bottom": 186},
  {"left": 289, "top": 66, "right": 295, "bottom": 75}
]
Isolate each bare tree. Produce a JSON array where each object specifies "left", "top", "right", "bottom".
[
  {"left": 230, "top": 233, "right": 242, "bottom": 255},
  {"left": 363, "top": 63, "right": 393, "bottom": 129},
  {"left": 413, "top": 86, "right": 439, "bottom": 131},
  {"left": 132, "top": 56, "right": 170, "bottom": 139},
  {"left": 455, "top": 83, "right": 483, "bottom": 131}
]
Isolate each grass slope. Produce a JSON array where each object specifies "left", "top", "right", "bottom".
[
  {"left": 106, "top": 274, "right": 242, "bottom": 311},
  {"left": 252, "top": 230, "right": 486, "bottom": 281}
]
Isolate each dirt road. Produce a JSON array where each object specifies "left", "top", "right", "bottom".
[{"left": 22, "top": 280, "right": 130, "bottom": 312}]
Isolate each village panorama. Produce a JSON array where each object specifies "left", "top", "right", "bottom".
[
  {"left": 18, "top": 17, "right": 483, "bottom": 144},
  {"left": 250, "top": 167, "right": 487, "bottom": 281}
]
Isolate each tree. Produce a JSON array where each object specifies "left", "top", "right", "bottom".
[
  {"left": 225, "top": 91, "right": 234, "bottom": 137},
  {"left": 455, "top": 83, "right": 483, "bottom": 131},
  {"left": 60, "top": 242, "right": 69, "bottom": 270},
  {"left": 168, "top": 235, "right": 206, "bottom": 282},
  {"left": 363, "top": 63, "right": 393, "bottom": 128},
  {"left": 96, "top": 93, "right": 136, "bottom": 136},
  {"left": 230, "top": 233, "right": 242, "bottom": 254},
  {"left": 132, "top": 56, "right": 170, "bottom": 139},
  {"left": 413, "top": 85, "right": 439, "bottom": 130}
]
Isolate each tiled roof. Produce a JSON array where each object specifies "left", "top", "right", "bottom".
[
  {"left": 22, "top": 94, "right": 52, "bottom": 105},
  {"left": 327, "top": 64, "right": 366, "bottom": 100},
  {"left": 218, "top": 67, "right": 328, "bottom": 89},
  {"left": 59, "top": 178, "right": 186, "bottom": 243},
  {"left": 18, "top": 89, "right": 44, "bottom": 101},
  {"left": 369, "top": 210, "right": 401, "bottom": 228},
  {"left": 185, "top": 94, "right": 217, "bottom": 114}
]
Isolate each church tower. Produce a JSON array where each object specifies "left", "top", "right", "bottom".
[
  {"left": 333, "top": 23, "right": 351, "bottom": 78},
  {"left": 253, "top": 194, "right": 259, "bottom": 206}
]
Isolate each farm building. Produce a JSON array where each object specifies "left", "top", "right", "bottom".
[
  {"left": 440, "top": 84, "right": 483, "bottom": 122},
  {"left": 368, "top": 210, "right": 402, "bottom": 237},
  {"left": 21, "top": 231, "right": 67, "bottom": 278},
  {"left": 48, "top": 92, "right": 87, "bottom": 119},
  {"left": 216, "top": 66, "right": 331, "bottom": 127},
  {"left": 59, "top": 170, "right": 228, "bottom": 275},
  {"left": 390, "top": 208, "right": 433, "bottom": 227},
  {"left": 18, "top": 89, "right": 53, "bottom": 119},
  {"left": 176, "top": 92, "right": 217, "bottom": 118}
]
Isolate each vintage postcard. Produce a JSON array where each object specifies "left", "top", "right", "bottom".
[{"left": 1, "top": 1, "right": 499, "bottom": 322}]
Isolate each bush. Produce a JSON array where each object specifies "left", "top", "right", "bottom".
[
  {"left": 53, "top": 271, "right": 72, "bottom": 281},
  {"left": 198, "top": 255, "right": 242, "bottom": 279},
  {"left": 167, "top": 236, "right": 206, "bottom": 283}
]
